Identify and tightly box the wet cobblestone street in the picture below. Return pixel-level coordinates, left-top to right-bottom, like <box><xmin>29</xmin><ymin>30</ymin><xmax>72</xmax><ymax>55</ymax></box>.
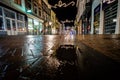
<box><xmin>0</xmin><ymin>35</ymin><xmax>120</xmax><ymax>80</ymax></box>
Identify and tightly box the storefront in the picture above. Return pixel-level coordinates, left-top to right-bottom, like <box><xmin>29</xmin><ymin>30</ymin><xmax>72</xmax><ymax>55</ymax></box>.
<box><xmin>0</xmin><ymin>6</ymin><xmax>26</xmax><ymax>35</ymax></box>
<box><xmin>27</xmin><ymin>14</ymin><xmax>43</xmax><ymax>35</ymax></box>
<box><xmin>94</xmin><ymin>4</ymin><xmax>100</xmax><ymax>34</ymax></box>
<box><xmin>103</xmin><ymin>0</ymin><xmax>118</xmax><ymax>34</ymax></box>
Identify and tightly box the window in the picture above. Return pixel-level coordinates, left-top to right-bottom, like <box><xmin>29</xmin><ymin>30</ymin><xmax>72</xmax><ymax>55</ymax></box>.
<box><xmin>6</xmin><ymin>19</ymin><xmax>11</xmax><ymax>30</ymax></box>
<box><xmin>34</xmin><ymin>4</ymin><xmax>38</xmax><ymax>14</ymax></box>
<box><xmin>28</xmin><ymin>0</ymin><xmax>31</xmax><ymax>2</ymax></box>
<box><xmin>0</xmin><ymin>7</ymin><xmax>2</xmax><ymax>15</ymax></box>
<box><xmin>0</xmin><ymin>17</ymin><xmax>4</xmax><ymax>30</ymax></box>
<box><xmin>27</xmin><ymin>2</ymin><xmax>32</xmax><ymax>10</ymax></box>
<box><xmin>14</xmin><ymin>0</ymin><xmax>22</xmax><ymax>6</ymax></box>
<box><xmin>17</xmin><ymin>13</ymin><xmax>25</xmax><ymax>31</ymax></box>
<box><xmin>39</xmin><ymin>8</ymin><xmax>42</xmax><ymax>17</ymax></box>
<box><xmin>12</xmin><ymin>20</ymin><xmax>16</xmax><ymax>30</ymax></box>
<box><xmin>4</xmin><ymin>9</ymin><xmax>15</xmax><ymax>19</ymax></box>
<box><xmin>17</xmin><ymin>21</ymin><xmax>25</xmax><ymax>31</ymax></box>
<box><xmin>17</xmin><ymin>13</ymin><xmax>24</xmax><ymax>21</ymax></box>
<box><xmin>28</xmin><ymin>18</ymin><xmax>33</xmax><ymax>29</ymax></box>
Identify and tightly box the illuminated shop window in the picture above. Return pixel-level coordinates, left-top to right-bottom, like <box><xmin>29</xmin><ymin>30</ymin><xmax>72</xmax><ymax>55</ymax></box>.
<box><xmin>28</xmin><ymin>18</ymin><xmax>33</xmax><ymax>30</ymax></box>
<box><xmin>34</xmin><ymin>20</ymin><xmax>39</xmax><ymax>30</ymax></box>
<box><xmin>17</xmin><ymin>14</ymin><xmax>25</xmax><ymax>31</ymax></box>
<box><xmin>39</xmin><ymin>22</ymin><xmax>42</xmax><ymax>32</ymax></box>
<box><xmin>17</xmin><ymin>21</ymin><xmax>25</xmax><ymax>31</ymax></box>
<box><xmin>14</xmin><ymin>0</ymin><xmax>22</xmax><ymax>6</ymax></box>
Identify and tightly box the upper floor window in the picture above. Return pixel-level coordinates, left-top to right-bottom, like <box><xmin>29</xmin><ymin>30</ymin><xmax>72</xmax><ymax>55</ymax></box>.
<box><xmin>14</xmin><ymin>0</ymin><xmax>22</xmax><ymax>6</ymax></box>
<box><xmin>39</xmin><ymin>8</ymin><xmax>42</xmax><ymax>17</ymax></box>
<box><xmin>27</xmin><ymin>2</ymin><xmax>31</xmax><ymax>10</ymax></box>
<box><xmin>28</xmin><ymin>0</ymin><xmax>31</xmax><ymax>2</ymax></box>
<box><xmin>34</xmin><ymin>4</ymin><xmax>38</xmax><ymax>14</ymax></box>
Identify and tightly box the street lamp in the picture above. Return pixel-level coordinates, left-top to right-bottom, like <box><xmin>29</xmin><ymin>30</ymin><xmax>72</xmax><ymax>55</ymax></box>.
<box><xmin>49</xmin><ymin>21</ymin><xmax>52</xmax><ymax>26</ymax></box>
<box><xmin>48</xmin><ymin>21</ymin><xmax>52</xmax><ymax>34</ymax></box>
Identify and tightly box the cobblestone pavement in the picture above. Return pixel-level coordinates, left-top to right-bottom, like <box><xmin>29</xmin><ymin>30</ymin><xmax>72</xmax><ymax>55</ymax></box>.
<box><xmin>0</xmin><ymin>35</ymin><xmax>61</xmax><ymax>80</ymax></box>
<box><xmin>76</xmin><ymin>34</ymin><xmax>120</xmax><ymax>62</ymax></box>
<box><xmin>0</xmin><ymin>35</ymin><xmax>120</xmax><ymax>80</ymax></box>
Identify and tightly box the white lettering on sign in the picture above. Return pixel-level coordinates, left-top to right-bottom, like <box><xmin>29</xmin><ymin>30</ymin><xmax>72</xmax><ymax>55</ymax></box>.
<box><xmin>103</xmin><ymin>0</ymin><xmax>116</xmax><ymax>4</ymax></box>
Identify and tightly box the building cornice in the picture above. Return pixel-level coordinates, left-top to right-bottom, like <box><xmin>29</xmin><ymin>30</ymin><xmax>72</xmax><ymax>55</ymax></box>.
<box><xmin>42</xmin><ymin>0</ymin><xmax>51</xmax><ymax>9</ymax></box>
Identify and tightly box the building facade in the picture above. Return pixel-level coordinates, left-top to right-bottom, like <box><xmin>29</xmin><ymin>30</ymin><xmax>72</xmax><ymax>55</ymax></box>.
<box><xmin>91</xmin><ymin>0</ymin><xmax>120</xmax><ymax>34</ymax></box>
<box><xmin>0</xmin><ymin>0</ymin><xmax>27</xmax><ymax>35</ymax></box>
<box><xmin>26</xmin><ymin>0</ymin><xmax>44</xmax><ymax>35</ymax></box>
<box><xmin>76</xmin><ymin>0</ymin><xmax>120</xmax><ymax>34</ymax></box>
<box><xmin>42</xmin><ymin>0</ymin><xmax>51</xmax><ymax>35</ymax></box>
<box><xmin>0</xmin><ymin>0</ymin><xmax>53</xmax><ymax>35</ymax></box>
<box><xmin>75</xmin><ymin>0</ymin><xmax>92</xmax><ymax>34</ymax></box>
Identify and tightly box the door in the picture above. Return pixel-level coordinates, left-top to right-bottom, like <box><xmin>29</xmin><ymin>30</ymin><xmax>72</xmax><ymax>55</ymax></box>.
<box><xmin>5</xmin><ymin>18</ymin><xmax>16</xmax><ymax>35</ymax></box>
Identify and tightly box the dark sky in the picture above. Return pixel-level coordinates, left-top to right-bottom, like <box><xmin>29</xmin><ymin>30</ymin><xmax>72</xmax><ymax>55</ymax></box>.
<box><xmin>48</xmin><ymin>0</ymin><xmax>77</xmax><ymax>26</ymax></box>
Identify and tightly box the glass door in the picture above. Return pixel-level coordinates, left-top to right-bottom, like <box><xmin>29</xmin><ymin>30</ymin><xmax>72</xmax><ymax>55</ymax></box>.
<box><xmin>6</xmin><ymin>18</ymin><xmax>16</xmax><ymax>35</ymax></box>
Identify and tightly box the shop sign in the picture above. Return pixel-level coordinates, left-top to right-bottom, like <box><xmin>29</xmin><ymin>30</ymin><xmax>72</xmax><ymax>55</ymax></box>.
<box><xmin>102</xmin><ymin>0</ymin><xmax>116</xmax><ymax>4</ymax></box>
<box><xmin>102</xmin><ymin>0</ymin><xmax>116</xmax><ymax>10</ymax></box>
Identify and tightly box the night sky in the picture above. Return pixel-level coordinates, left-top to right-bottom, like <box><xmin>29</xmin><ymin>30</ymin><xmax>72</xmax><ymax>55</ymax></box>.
<box><xmin>48</xmin><ymin>0</ymin><xmax>77</xmax><ymax>26</ymax></box>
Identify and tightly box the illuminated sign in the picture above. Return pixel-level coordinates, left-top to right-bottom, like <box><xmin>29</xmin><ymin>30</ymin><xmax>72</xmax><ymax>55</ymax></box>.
<box><xmin>102</xmin><ymin>0</ymin><xmax>116</xmax><ymax>4</ymax></box>
<box><xmin>102</xmin><ymin>0</ymin><xmax>117</xmax><ymax>10</ymax></box>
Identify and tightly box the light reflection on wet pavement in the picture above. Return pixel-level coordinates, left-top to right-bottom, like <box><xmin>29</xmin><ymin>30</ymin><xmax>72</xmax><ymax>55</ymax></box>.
<box><xmin>0</xmin><ymin>35</ymin><xmax>120</xmax><ymax>80</ymax></box>
<box><xmin>0</xmin><ymin>35</ymin><xmax>62</xmax><ymax>80</ymax></box>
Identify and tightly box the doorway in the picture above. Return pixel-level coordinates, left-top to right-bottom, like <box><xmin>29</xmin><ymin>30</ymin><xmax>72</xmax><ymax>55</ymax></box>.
<box><xmin>5</xmin><ymin>18</ymin><xmax>17</xmax><ymax>35</ymax></box>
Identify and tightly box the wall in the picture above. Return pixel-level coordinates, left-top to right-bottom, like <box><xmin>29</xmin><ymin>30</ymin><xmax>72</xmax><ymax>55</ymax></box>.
<box><xmin>116</xmin><ymin>0</ymin><xmax>120</xmax><ymax>34</ymax></box>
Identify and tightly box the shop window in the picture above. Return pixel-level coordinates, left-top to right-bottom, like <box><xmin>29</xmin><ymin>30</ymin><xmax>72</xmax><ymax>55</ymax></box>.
<box><xmin>4</xmin><ymin>9</ymin><xmax>15</xmax><ymax>19</ymax></box>
<box><xmin>6</xmin><ymin>19</ymin><xmax>11</xmax><ymax>30</ymax></box>
<box><xmin>14</xmin><ymin>0</ymin><xmax>22</xmax><ymax>6</ymax></box>
<box><xmin>17</xmin><ymin>14</ymin><xmax>25</xmax><ymax>31</ymax></box>
<box><xmin>0</xmin><ymin>7</ymin><xmax>2</xmax><ymax>15</ymax></box>
<box><xmin>39</xmin><ymin>22</ymin><xmax>42</xmax><ymax>32</ymax></box>
<box><xmin>12</xmin><ymin>20</ymin><xmax>16</xmax><ymax>30</ymax></box>
<box><xmin>28</xmin><ymin>18</ymin><xmax>33</xmax><ymax>29</ymax></box>
<box><xmin>17</xmin><ymin>13</ymin><xmax>24</xmax><ymax>21</ymax></box>
<box><xmin>17</xmin><ymin>21</ymin><xmax>25</xmax><ymax>31</ymax></box>
<box><xmin>0</xmin><ymin>17</ymin><xmax>4</xmax><ymax>30</ymax></box>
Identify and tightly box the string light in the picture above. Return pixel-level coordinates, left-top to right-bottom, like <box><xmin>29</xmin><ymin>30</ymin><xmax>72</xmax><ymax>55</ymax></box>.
<box><xmin>51</xmin><ymin>0</ymin><xmax>75</xmax><ymax>8</ymax></box>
